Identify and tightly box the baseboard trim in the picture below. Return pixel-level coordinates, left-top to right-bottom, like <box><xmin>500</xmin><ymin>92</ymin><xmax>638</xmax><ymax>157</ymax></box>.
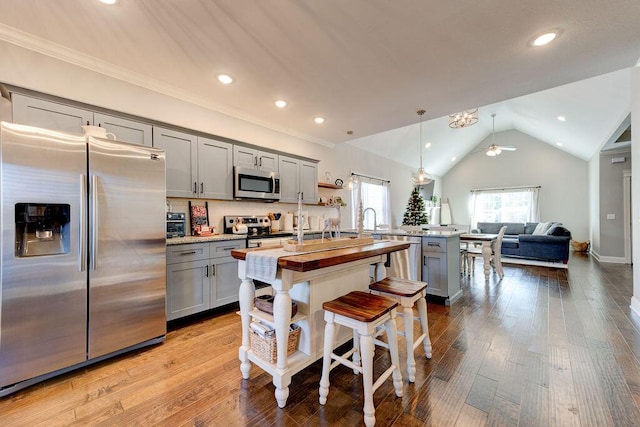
<box><xmin>593</xmin><ymin>253</ymin><xmax>628</xmax><ymax>264</ymax></box>
<box><xmin>631</xmin><ymin>297</ymin><xmax>640</xmax><ymax>318</ymax></box>
<box><xmin>500</xmin><ymin>257</ymin><xmax>568</xmax><ymax>269</ymax></box>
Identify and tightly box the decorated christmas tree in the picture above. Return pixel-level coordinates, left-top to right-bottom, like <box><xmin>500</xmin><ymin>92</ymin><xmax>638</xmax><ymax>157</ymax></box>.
<box><xmin>402</xmin><ymin>187</ymin><xmax>428</xmax><ymax>225</ymax></box>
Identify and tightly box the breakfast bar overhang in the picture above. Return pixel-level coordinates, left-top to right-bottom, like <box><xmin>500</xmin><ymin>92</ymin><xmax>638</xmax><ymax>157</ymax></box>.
<box><xmin>231</xmin><ymin>240</ymin><xmax>411</xmax><ymax>408</ymax></box>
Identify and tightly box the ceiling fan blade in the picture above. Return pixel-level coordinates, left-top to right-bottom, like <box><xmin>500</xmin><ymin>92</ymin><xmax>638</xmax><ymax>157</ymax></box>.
<box><xmin>499</xmin><ymin>146</ymin><xmax>517</xmax><ymax>151</ymax></box>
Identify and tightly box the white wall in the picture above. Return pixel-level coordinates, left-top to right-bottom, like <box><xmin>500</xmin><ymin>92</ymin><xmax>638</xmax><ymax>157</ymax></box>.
<box><xmin>630</xmin><ymin>65</ymin><xmax>640</xmax><ymax>317</ymax></box>
<box><xmin>588</xmin><ymin>153</ymin><xmax>601</xmax><ymax>255</ymax></box>
<box><xmin>0</xmin><ymin>40</ymin><xmax>417</xmax><ymax>229</ymax></box>
<box><xmin>442</xmin><ymin>129</ymin><xmax>589</xmax><ymax>240</ymax></box>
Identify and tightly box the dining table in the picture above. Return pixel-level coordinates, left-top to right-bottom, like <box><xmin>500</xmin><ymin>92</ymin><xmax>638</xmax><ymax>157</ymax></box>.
<box><xmin>231</xmin><ymin>239</ymin><xmax>411</xmax><ymax>408</ymax></box>
<box><xmin>459</xmin><ymin>233</ymin><xmax>503</xmax><ymax>282</ymax></box>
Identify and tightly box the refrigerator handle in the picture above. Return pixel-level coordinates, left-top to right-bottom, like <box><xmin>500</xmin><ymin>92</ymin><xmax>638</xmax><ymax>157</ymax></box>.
<box><xmin>79</xmin><ymin>174</ymin><xmax>87</xmax><ymax>272</ymax></box>
<box><xmin>91</xmin><ymin>175</ymin><xmax>99</xmax><ymax>270</ymax></box>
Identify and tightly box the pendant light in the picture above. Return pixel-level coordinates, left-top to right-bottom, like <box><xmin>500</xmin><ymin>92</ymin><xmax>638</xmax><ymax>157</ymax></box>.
<box><xmin>417</xmin><ymin>109</ymin><xmax>426</xmax><ymax>182</ymax></box>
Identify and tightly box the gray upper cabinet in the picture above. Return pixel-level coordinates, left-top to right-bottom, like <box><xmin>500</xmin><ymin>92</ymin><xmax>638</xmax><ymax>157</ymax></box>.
<box><xmin>300</xmin><ymin>160</ymin><xmax>318</xmax><ymax>204</ymax></box>
<box><xmin>12</xmin><ymin>93</ymin><xmax>93</xmax><ymax>133</ymax></box>
<box><xmin>278</xmin><ymin>155</ymin><xmax>318</xmax><ymax>204</ymax></box>
<box><xmin>94</xmin><ymin>112</ymin><xmax>152</xmax><ymax>146</ymax></box>
<box><xmin>13</xmin><ymin>94</ymin><xmax>152</xmax><ymax>146</ymax></box>
<box><xmin>278</xmin><ymin>155</ymin><xmax>300</xmax><ymax>203</ymax></box>
<box><xmin>153</xmin><ymin>127</ymin><xmax>198</xmax><ymax>198</ymax></box>
<box><xmin>233</xmin><ymin>145</ymin><xmax>279</xmax><ymax>173</ymax></box>
<box><xmin>154</xmin><ymin>127</ymin><xmax>233</xmax><ymax>199</ymax></box>
<box><xmin>198</xmin><ymin>137</ymin><xmax>233</xmax><ymax>200</ymax></box>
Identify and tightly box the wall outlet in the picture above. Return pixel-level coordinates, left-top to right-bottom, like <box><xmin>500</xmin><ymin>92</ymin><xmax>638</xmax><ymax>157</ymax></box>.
<box><xmin>607</xmin><ymin>213</ymin><xmax>616</xmax><ymax>220</ymax></box>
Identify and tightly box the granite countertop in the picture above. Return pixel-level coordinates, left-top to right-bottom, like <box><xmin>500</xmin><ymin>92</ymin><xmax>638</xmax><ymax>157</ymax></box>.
<box><xmin>166</xmin><ymin>228</ymin><xmax>463</xmax><ymax>246</ymax></box>
<box><xmin>166</xmin><ymin>233</ymin><xmax>246</xmax><ymax>245</ymax></box>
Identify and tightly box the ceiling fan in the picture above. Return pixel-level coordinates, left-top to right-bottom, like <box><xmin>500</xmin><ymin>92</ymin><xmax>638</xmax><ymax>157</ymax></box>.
<box><xmin>485</xmin><ymin>113</ymin><xmax>517</xmax><ymax>156</ymax></box>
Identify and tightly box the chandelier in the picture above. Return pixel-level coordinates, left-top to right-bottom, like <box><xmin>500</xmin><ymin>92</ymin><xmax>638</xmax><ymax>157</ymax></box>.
<box><xmin>448</xmin><ymin>108</ymin><xmax>479</xmax><ymax>128</ymax></box>
<box><xmin>416</xmin><ymin>109</ymin><xmax>427</xmax><ymax>183</ymax></box>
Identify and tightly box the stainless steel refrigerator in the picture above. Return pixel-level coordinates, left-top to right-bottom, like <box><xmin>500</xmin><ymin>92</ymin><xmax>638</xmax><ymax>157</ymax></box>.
<box><xmin>0</xmin><ymin>122</ymin><xmax>167</xmax><ymax>395</ymax></box>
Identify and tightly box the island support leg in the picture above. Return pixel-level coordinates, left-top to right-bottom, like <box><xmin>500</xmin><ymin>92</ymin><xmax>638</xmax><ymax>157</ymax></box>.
<box><xmin>238</xmin><ymin>277</ymin><xmax>255</xmax><ymax>379</ymax></box>
<box><xmin>273</xmin><ymin>289</ymin><xmax>293</xmax><ymax>408</ymax></box>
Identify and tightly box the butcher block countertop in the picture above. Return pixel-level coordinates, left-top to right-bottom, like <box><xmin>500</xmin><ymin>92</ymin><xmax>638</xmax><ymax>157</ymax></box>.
<box><xmin>231</xmin><ymin>240</ymin><xmax>410</xmax><ymax>272</ymax></box>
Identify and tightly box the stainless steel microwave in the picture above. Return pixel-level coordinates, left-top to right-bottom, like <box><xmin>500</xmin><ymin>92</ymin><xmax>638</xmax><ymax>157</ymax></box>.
<box><xmin>234</xmin><ymin>167</ymin><xmax>281</xmax><ymax>201</ymax></box>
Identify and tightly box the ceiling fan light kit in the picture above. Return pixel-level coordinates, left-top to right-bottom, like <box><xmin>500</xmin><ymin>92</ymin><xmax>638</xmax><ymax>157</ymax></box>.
<box><xmin>448</xmin><ymin>108</ymin><xmax>479</xmax><ymax>128</ymax></box>
<box><xmin>485</xmin><ymin>113</ymin><xmax>517</xmax><ymax>157</ymax></box>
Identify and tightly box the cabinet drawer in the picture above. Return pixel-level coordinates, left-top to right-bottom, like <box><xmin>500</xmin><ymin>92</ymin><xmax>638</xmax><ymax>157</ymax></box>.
<box><xmin>423</xmin><ymin>237</ymin><xmax>446</xmax><ymax>253</ymax></box>
<box><xmin>210</xmin><ymin>240</ymin><xmax>245</xmax><ymax>258</ymax></box>
<box><xmin>167</xmin><ymin>243</ymin><xmax>209</xmax><ymax>264</ymax></box>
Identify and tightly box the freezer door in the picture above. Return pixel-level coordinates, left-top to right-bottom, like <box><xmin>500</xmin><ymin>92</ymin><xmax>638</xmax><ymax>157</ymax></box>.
<box><xmin>88</xmin><ymin>137</ymin><xmax>166</xmax><ymax>358</ymax></box>
<box><xmin>0</xmin><ymin>123</ymin><xmax>88</xmax><ymax>388</ymax></box>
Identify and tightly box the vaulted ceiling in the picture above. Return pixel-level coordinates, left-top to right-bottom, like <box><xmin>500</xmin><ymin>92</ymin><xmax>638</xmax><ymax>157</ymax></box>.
<box><xmin>0</xmin><ymin>1</ymin><xmax>638</xmax><ymax>175</ymax></box>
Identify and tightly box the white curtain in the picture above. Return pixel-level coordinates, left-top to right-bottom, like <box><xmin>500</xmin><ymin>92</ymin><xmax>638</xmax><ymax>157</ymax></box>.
<box><xmin>470</xmin><ymin>186</ymin><xmax>541</xmax><ymax>228</ymax></box>
<box><xmin>350</xmin><ymin>174</ymin><xmax>391</xmax><ymax>229</ymax></box>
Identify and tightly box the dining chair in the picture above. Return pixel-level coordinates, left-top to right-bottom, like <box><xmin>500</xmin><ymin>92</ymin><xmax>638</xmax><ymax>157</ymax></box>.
<box><xmin>467</xmin><ymin>225</ymin><xmax>507</xmax><ymax>276</ymax></box>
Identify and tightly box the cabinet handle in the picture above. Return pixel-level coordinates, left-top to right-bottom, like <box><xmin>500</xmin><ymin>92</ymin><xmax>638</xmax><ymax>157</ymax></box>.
<box><xmin>211</xmin><ymin>265</ymin><xmax>216</xmax><ymax>276</ymax></box>
<box><xmin>205</xmin><ymin>265</ymin><xmax>209</xmax><ymax>277</ymax></box>
<box><xmin>423</xmin><ymin>255</ymin><xmax>426</xmax><ymax>266</ymax></box>
<box><xmin>254</xmin><ymin>156</ymin><xmax>258</xmax><ymax>167</ymax></box>
<box><xmin>259</xmin><ymin>157</ymin><xmax>262</xmax><ymax>167</ymax></box>
<box><xmin>200</xmin><ymin>182</ymin><xmax>204</xmax><ymax>193</ymax></box>
<box><xmin>193</xmin><ymin>182</ymin><xmax>197</xmax><ymax>194</ymax></box>
<box><xmin>222</xmin><ymin>247</ymin><xmax>235</xmax><ymax>251</ymax></box>
<box><xmin>180</xmin><ymin>250</ymin><xmax>197</xmax><ymax>256</ymax></box>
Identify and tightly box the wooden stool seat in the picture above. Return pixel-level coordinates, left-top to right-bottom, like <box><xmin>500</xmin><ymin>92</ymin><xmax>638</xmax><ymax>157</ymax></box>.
<box><xmin>322</xmin><ymin>290</ymin><xmax>398</xmax><ymax>322</ymax></box>
<box><xmin>369</xmin><ymin>276</ymin><xmax>433</xmax><ymax>383</ymax></box>
<box><xmin>319</xmin><ymin>291</ymin><xmax>403</xmax><ymax>427</ymax></box>
<box><xmin>369</xmin><ymin>277</ymin><xmax>427</xmax><ymax>297</ymax></box>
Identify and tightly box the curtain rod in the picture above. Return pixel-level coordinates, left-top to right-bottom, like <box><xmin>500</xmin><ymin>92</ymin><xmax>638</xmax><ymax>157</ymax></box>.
<box><xmin>350</xmin><ymin>172</ymin><xmax>390</xmax><ymax>184</ymax></box>
<box><xmin>470</xmin><ymin>185</ymin><xmax>541</xmax><ymax>193</ymax></box>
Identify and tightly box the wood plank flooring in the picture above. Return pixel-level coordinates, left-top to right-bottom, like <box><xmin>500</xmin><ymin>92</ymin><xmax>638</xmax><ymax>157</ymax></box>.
<box><xmin>1</xmin><ymin>253</ymin><xmax>639</xmax><ymax>426</ymax></box>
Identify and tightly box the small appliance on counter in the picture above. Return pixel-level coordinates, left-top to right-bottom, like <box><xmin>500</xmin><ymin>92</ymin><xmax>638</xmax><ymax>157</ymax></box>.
<box><xmin>166</xmin><ymin>212</ymin><xmax>186</xmax><ymax>238</ymax></box>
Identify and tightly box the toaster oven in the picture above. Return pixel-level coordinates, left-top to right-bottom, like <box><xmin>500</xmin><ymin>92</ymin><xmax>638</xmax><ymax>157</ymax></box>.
<box><xmin>166</xmin><ymin>212</ymin><xmax>186</xmax><ymax>238</ymax></box>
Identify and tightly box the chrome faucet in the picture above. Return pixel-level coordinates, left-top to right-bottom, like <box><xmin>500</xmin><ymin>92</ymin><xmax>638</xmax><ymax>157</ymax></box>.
<box><xmin>362</xmin><ymin>207</ymin><xmax>377</xmax><ymax>230</ymax></box>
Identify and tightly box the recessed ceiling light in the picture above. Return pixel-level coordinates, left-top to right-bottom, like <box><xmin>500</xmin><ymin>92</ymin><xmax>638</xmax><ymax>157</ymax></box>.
<box><xmin>274</xmin><ymin>100</ymin><xmax>287</xmax><ymax>108</ymax></box>
<box><xmin>557</xmin><ymin>142</ymin><xmax>563</xmax><ymax>147</ymax></box>
<box><xmin>314</xmin><ymin>117</ymin><xmax>325</xmax><ymax>124</ymax></box>
<box><xmin>531</xmin><ymin>31</ymin><xmax>557</xmax><ymax>47</ymax></box>
<box><xmin>99</xmin><ymin>0</ymin><xmax>118</xmax><ymax>4</ymax></box>
<box><xmin>451</xmin><ymin>157</ymin><xmax>456</xmax><ymax>162</ymax></box>
<box><xmin>217</xmin><ymin>74</ymin><xmax>233</xmax><ymax>85</ymax></box>
<box><xmin>557</xmin><ymin>115</ymin><xmax>566</xmax><ymax>122</ymax></box>
<box><xmin>425</xmin><ymin>142</ymin><xmax>431</xmax><ymax>149</ymax></box>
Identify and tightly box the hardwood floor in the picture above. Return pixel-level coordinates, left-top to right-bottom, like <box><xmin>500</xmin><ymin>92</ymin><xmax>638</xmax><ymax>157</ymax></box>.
<box><xmin>2</xmin><ymin>253</ymin><xmax>639</xmax><ymax>426</ymax></box>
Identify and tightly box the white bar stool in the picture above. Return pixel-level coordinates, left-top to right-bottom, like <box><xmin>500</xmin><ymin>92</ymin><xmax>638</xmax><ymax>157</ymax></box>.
<box><xmin>369</xmin><ymin>277</ymin><xmax>432</xmax><ymax>382</ymax></box>
<box><xmin>318</xmin><ymin>291</ymin><xmax>403</xmax><ymax>427</ymax></box>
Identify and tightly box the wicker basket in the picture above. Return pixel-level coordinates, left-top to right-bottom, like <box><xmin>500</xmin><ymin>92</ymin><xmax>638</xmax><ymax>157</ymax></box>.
<box><xmin>250</xmin><ymin>324</ymin><xmax>301</xmax><ymax>364</ymax></box>
<box><xmin>571</xmin><ymin>240</ymin><xmax>590</xmax><ymax>252</ymax></box>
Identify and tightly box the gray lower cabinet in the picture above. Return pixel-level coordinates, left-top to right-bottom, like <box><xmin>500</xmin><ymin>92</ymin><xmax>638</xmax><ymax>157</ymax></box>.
<box><xmin>166</xmin><ymin>243</ymin><xmax>211</xmax><ymax>320</ymax></box>
<box><xmin>209</xmin><ymin>240</ymin><xmax>244</xmax><ymax>308</ymax></box>
<box><xmin>166</xmin><ymin>240</ymin><xmax>244</xmax><ymax>321</ymax></box>
<box><xmin>422</xmin><ymin>235</ymin><xmax>462</xmax><ymax>305</ymax></box>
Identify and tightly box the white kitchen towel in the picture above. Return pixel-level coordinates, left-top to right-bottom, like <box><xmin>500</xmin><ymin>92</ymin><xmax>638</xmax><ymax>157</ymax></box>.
<box><xmin>245</xmin><ymin>248</ymin><xmax>291</xmax><ymax>282</ymax></box>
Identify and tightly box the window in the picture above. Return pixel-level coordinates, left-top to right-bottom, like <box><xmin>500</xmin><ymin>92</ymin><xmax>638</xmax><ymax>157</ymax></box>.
<box><xmin>470</xmin><ymin>187</ymin><xmax>540</xmax><ymax>227</ymax></box>
<box><xmin>350</xmin><ymin>175</ymin><xmax>391</xmax><ymax>230</ymax></box>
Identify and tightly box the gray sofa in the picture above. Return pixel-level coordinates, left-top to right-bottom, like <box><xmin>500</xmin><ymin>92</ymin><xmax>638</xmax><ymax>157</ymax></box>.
<box><xmin>472</xmin><ymin>222</ymin><xmax>571</xmax><ymax>263</ymax></box>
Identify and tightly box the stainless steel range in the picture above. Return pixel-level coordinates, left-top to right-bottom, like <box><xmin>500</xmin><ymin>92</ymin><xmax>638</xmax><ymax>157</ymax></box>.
<box><xmin>223</xmin><ymin>215</ymin><xmax>293</xmax><ymax>248</ymax></box>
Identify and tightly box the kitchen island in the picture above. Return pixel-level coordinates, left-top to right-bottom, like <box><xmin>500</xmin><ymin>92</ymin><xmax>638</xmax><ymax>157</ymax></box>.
<box><xmin>231</xmin><ymin>240</ymin><xmax>410</xmax><ymax>408</ymax></box>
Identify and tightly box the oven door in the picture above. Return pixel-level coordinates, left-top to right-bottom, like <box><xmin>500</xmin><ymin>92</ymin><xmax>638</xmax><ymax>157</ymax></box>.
<box><xmin>234</xmin><ymin>167</ymin><xmax>280</xmax><ymax>201</ymax></box>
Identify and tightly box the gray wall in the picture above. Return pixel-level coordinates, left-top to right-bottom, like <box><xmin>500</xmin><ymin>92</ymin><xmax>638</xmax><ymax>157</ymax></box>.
<box><xmin>598</xmin><ymin>149</ymin><xmax>631</xmax><ymax>258</ymax></box>
<box><xmin>442</xmin><ymin>129</ymin><xmax>589</xmax><ymax>240</ymax></box>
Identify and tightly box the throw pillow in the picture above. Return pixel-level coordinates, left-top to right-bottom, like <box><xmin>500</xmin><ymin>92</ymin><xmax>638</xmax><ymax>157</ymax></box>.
<box><xmin>532</xmin><ymin>221</ymin><xmax>552</xmax><ymax>235</ymax></box>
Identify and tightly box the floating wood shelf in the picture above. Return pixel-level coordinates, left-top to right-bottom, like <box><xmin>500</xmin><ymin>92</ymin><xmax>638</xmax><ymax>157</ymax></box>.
<box><xmin>318</xmin><ymin>182</ymin><xmax>343</xmax><ymax>189</ymax></box>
